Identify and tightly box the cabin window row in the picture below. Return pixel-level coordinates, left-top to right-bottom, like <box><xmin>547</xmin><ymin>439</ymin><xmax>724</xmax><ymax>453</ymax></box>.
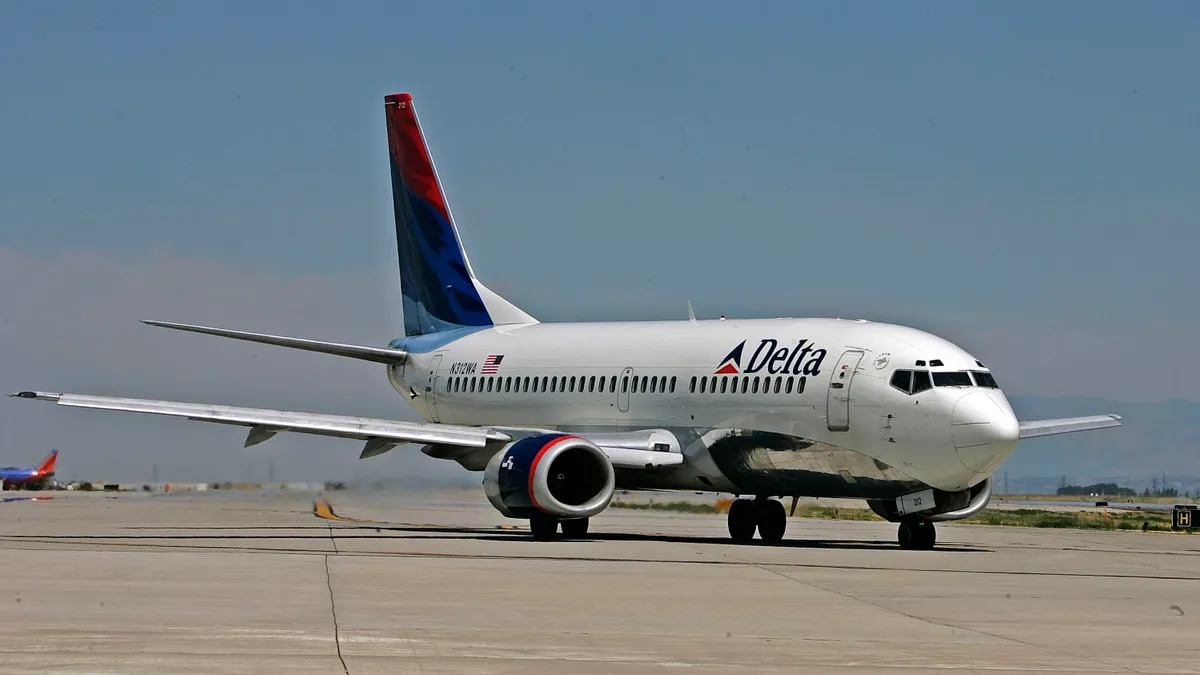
<box><xmin>687</xmin><ymin>374</ymin><xmax>807</xmax><ymax>395</ymax></box>
<box><xmin>446</xmin><ymin>374</ymin><xmax>678</xmax><ymax>395</ymax></box>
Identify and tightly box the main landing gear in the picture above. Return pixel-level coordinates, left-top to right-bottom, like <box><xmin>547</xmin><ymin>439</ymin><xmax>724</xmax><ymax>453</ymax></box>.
<box><xmin>529</xmin><ymin>514</ymin><xmax>589</xmax><ymax>540</ymax></box>
<box><xmin>727</xmin><ymin>497</ymin><xmax>787</xmax><ymax>543</ymax></box>
<box><xmin>897</xmin><ymin>518</ymin><xmax>936</xmax><ymax>550</ymax></box>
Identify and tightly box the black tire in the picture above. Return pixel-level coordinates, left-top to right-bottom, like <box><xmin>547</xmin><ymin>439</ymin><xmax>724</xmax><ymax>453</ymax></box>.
<box><xmin>530</xmin><ymin>513</ymin><xmax>559</xmax><ymax>539</ymax></box>
<box><xmin>898</xmin><ymin>520</ymin><xmax>935</xmax><ymax>550</ymax></box>
<box><xmin>727</xmin><ymin>499</ymin><xmax>757</xmax><ymax>542</ymax></box>
<box><xmin>560</xmin><ymin>518</ymin><xmax>589</xmax><ymax>538</ymax></box>
<box><xmin>756</xmin><ymin>499</ymin><xmax>787</xmax><ymax>543</ymax></box>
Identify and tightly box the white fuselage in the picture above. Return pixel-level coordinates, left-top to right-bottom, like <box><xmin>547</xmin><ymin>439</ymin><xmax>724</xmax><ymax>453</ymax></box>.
<box><xmin>388</xmin><ymin>317</ymin><xmax>1020</xmax><ymax>499</ymax></box>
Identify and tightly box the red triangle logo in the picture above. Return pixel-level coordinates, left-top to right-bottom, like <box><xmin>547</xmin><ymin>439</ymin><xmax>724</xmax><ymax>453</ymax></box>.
<box><xmin>714</xmin><ymin>363</ymin><xmax>739</xmax><ymax>375</ymax></box>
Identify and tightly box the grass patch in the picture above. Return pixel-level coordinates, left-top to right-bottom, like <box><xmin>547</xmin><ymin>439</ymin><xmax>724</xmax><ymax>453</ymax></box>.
<box><xmin>962</xmin><ymin>508</ymin><xmax>1178</xmax><ymax>532</ymax></box>
<box><xmin>610</xmin><ymin>500</ymin><xmax>1190</xmax><ymax>533</ymax></box>
<box><xmin>610</xmin><ymin>500</ymin><xmax>721</xmax><ymax>514</ymax></box>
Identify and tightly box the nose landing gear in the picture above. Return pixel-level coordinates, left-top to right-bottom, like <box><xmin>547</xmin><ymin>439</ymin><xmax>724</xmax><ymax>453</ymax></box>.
<box><xmin>727</xmin><ymin>497</ymin><xmax>787</xmax><ymax>543</ymax></box>
<box><xmin>897</xmin><ymin>518</ymin><xmax>936</xmax><ymax>550</ymax></box>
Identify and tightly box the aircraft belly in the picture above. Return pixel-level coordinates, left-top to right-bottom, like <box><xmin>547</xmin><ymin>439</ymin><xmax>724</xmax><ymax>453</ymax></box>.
<box><xmin>700</xmin><ymin>429</ymin><xmax>925</xmax><ymax>499</ymax></box>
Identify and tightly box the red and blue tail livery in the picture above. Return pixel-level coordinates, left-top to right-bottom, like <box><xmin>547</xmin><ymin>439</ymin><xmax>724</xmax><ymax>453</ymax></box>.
<box><xmin>385</xmin><ymin>93</ymin><xmax>493</xmax><ymax>337</ymax></box>
<box><xmin>0</xmin><ymin>449</ymin><xmax>58</xmax><ymax>491</ymax></box>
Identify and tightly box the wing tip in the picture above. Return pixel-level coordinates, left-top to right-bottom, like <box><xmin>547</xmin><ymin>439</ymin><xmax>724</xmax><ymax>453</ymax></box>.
<box><xmin>9</xmin><ymin>391</ymin><xmax>61</xmax><ymax>401</ymax></box>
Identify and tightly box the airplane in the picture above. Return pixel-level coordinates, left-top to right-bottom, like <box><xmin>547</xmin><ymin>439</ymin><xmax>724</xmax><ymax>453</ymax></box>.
<box><xmin>10</xmin><ymin>92</ymin><xmax>1122</xmax><ymax>549</ymax></box>
<box><xmin>1</xmin><ymin>449</ymin><xmax>59</xmax><ymax>491</ymax></box>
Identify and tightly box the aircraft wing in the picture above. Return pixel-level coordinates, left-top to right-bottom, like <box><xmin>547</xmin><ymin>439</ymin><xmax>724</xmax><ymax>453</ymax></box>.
<box><xmin>8</xmin><ymin>391</ymin><xmax>684</xmax><ymax>470</ymax></box>
<box><xmin>10</xmin><ymin>391</ymin><xmax>507</xmax><ymax>452</ymax></box>
<box><xmin>1018</xmin><ymin>414</ymin><xmax>1123</xmax><ymax>439</ymax></box>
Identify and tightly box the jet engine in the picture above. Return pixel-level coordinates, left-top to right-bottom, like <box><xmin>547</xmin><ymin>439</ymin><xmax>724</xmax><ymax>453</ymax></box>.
<box><xmin>483</xmin><ymin>433</ymin><xmax>616</xmax><ymax>520</ymax></box>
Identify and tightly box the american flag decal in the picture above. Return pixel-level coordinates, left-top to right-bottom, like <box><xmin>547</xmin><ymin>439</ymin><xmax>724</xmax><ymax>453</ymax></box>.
<box><xmin>481</xmin><ymin>354</ymin><xmax>504</xmax><ymax>374</ymax></box>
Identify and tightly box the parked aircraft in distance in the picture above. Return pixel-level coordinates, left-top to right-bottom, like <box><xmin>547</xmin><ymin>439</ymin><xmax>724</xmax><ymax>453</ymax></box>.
<box><xmin>1</xmin><ymin>449</ymin><xmax>58</xmax><ymax>490</ymax></box>
<box><xmin>11</xmin><ymin>93</ymin><xmax>1122</xmax><ymax>549</ymax></box>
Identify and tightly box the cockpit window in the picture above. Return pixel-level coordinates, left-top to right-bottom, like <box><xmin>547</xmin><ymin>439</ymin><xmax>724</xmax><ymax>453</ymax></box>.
<box><xmin>911</xmin><ymin>370</ymin><xmax>932</xmax><ymax>393</ymax></box>
<box><xmin>932</xmin><ymin>371</ymin><xmax>973</xmax><ymax>387</ymax></box>
<box><xmin>972</xmin><ymin>371</ymin><xmax>999</xmax><ymax>388</ymax></box>
<box><xmin>890</xmin><ymin>370</ymin><xmax>912</xmax><ymax>394</ymax></box>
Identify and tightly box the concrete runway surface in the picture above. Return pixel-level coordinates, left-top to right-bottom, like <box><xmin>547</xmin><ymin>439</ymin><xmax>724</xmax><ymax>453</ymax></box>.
<box><xmin>0</xmin><ymin>488</ymin><xmax>1197</xmax><ymax>674</ymax></box>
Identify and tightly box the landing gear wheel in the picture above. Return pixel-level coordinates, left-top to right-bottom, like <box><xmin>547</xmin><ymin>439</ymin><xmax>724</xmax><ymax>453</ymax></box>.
<box><xmin>897</xmin><ymin>519</ymin><xmax>936</xmax><ymax>550</ymax></box>
<box><xmin>530</xmin><ymin>513</ymin><xmax>559</xmax><ymax>539</ymax></box>
<box><xmin>560</xmin><ymin>518</ymin><xmax>589</xmax><ymax>538</ymax></box>
<box><xmin>727</xmin><ymin>498</ymin><xmax>757</xmax><ymax>542</ymax></box>
<box><xmin>756</xmin><ymin>499</ymin><xmax>787</xmax><ymax>543</ymax></box>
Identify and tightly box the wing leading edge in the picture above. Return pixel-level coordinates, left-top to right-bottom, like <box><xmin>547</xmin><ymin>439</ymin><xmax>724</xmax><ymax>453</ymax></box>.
<box><xmin>1018</xmin><ymin>414</ymin><xmax>1123</xmax><ymax>439</ymax></box>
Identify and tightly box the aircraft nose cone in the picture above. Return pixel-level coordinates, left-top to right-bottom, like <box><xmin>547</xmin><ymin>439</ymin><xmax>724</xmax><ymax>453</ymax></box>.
<box><xmin>952</xmin><ymin>391</ymin><xmax>1020</xmax><ymax>474</ymax></box>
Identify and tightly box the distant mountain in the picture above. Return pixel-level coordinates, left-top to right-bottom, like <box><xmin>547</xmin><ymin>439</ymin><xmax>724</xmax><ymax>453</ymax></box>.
<box><xmin>1004</xmin><ymin>396</ymin><xmax>1200</xmax><ymax>486</ymax></box>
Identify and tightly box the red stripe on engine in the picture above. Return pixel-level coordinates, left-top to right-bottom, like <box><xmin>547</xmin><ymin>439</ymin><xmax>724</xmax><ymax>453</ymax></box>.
<box><xmin>527</xmin><ymin>435</ymin><xmax>578</xmax><ymax>512</ymax></box>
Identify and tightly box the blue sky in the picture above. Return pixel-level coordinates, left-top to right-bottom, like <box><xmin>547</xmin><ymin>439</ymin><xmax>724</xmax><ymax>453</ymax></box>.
<box><xmin>1</xmin><ymin>2</ymin><xmax>1197</xmax><ymax>480</ymax></box>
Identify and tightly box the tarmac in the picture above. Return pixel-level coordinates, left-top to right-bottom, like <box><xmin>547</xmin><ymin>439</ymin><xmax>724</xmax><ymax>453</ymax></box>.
<box><xmin>0</xmin><ymin>487</ymin><xmax>1197</xmax><ymax>674</ymax></box>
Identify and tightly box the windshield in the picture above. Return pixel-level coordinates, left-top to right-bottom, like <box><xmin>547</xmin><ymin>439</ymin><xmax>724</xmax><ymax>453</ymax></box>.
<box><xmin>932</xmin><ymin>371</ymin><xmax>973</xmax><ymax>387</ymax></box>
<box><xmin>972</xmin><ymin>371</ymin><xmax>999</xmax><ymax>388</ymax></box>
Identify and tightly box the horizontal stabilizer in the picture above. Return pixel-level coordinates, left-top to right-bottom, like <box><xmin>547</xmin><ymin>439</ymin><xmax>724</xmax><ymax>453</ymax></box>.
<box><xmin>143</xmin><ymin>320</ymin><xmax>408</xmax><ymax>365</ymax></box>
<box><xmin>1018</xmin><ymin>414</ymin><xmax>1122</xmax><ymax>439</ymax></box>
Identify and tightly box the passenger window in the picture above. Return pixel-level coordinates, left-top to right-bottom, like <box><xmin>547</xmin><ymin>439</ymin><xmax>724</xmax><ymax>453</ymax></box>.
<box><xmin>610</xmin><ymin>376</ymin><xmax>618</xmax><ymax>393</ymax></box>
<box><xmin>911</xmin><ymin>370</ymin><xmax>932</xmax><ymax>393</ymax></box>
<box><xmin>774</xmin><ymin>378</ymin><xmax>781</xmax><ymax>394</ymax></box>
<box><xmin>797</xmin><ymin>376</ymin><xmax>806</xmax><ymax>393</ymax></box>
<box><xmin>470</xmin><ymin>377</ymin><xmax>477</xmax><ymax>392</ymax></box>
<box><xmin>622</xmin><ymin>376</ymin><xmax>629</xmax><ymax>393</ymax></box>
<box><xmin>890</xmin><ymin>370</ymin><xmax>912</xmax><ymax>394</ymax></box>
<box><xmin>550</xmin><ymin>377</ymin><xmax>557</xmax><ymax>393</ymax></box>
<box><xmin>720</xmin><ymin>377</ymin><xmax>728</xmax><ymax>393</ymax></box>
<box><xmin>689</xmin><ymin>376</ymin><xmax>696</xmax><ymax>393</ymax></box>
<box><xmin>669</xmin><ymin>376</ymin><xmax>676</xmax><ymax>393</ymax></box>
<box><xmin>523</xmin><ymin>377</ymin><xmax>530</xmax><ymax>392</ymax></box>
<box><xmin>542</xmin><ymin>376</ymin><xmax>549</xmax><ymax>392</ymax></box>
<box><xmin>785</xmin><ymin>377</ymin><xmax>793</xmax><ymax>394</ymax></box>
<box><xmin>752</xmin><ymin>377</ymin><xmax>759</xmax><ymax>394</ymax></box>
<box><xmin>741</xmin><ymin>377</ymin><xmax>748</xmax><ymax>394</ymax></box>
<box><xmin>700</xmin><ymin>376</ymin><xmax>708</xmax><ymax>393</ymax></box>
<box><xmin>650</xmin><ymin>377</ymin><xmax>657</xmax><ymax>393</ymax></box>
<box><xmin>486</xmin><ymin>378</ymin><xmax>492</xmax><ymax>392</ymax></box>
<box><xmin>588</xmin><ymin>376</ymin><xmax>596</xmax><ymax>392</ymax></box>
<box><xmin>641</xmin><ymin>376</ymin><xmax>648</xmax><ymax>393</ymax></box>
<box><xmin>762</xmin><ymin>376</ymin><xmax>770</xmax><ymax>394</ymax></box>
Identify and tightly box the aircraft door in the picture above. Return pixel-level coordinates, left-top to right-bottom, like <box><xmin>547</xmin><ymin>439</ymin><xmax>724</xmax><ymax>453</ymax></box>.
<box><xmin>826</xmin><ymin>350</ymin><xmax>864</xmax><ymax>431</ymax></box>
<box><xmin>617</xmin><ymin>367</ymin><xmax>634</xmax><ymax>412</ymax></box>
<box><xmin>425</xmin><ymin>354</ymin><xmax>443</xmax><ymax>423</ymax></box>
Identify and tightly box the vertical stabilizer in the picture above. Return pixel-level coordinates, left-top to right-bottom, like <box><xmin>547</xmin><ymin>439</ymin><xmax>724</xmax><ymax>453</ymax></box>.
<box><xmin>384</xmin><ymin>93</ymin><xmax>535</xmax><ymax>337</ymax></box>
<box><xmin>36</xmin><ymin>449</ymin><xmax>57</xmax><ymax>475</ymax></box>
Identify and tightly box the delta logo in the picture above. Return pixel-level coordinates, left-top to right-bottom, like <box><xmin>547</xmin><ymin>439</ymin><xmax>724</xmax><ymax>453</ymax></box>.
<box><xmin>714</xmin><ymin>339</ymin><xmax>828</xmax><ymax>376</ymax></box>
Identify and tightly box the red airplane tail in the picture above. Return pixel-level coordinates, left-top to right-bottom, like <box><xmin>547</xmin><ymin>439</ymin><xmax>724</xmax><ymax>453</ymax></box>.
<box><xmin>36</xmin><ymin>449</ymin><xmax>58</xmax><ymax>475</ymax></box>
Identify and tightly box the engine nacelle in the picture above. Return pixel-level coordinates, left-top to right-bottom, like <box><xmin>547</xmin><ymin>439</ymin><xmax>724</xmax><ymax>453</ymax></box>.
<box><xmin>483</xmin><ymin>433</ymin><xmax>616</xmax><ymax>520</ymax></box>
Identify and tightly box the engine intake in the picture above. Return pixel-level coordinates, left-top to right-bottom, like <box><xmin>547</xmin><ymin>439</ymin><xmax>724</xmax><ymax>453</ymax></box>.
<box><xmin>484</xmin><ymin>433</ymin><xmax>615</xmax><ymax>520</ymax></box>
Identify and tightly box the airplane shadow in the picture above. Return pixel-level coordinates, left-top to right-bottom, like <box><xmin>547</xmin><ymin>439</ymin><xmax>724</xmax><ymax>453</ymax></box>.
<box><xmin>325</xmin><ymin>523</ymin><xmax>993</xmax><ymax>553</ymax></box>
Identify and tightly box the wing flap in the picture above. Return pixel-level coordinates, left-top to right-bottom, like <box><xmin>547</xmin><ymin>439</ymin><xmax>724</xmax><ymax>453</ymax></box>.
<box><xmin>1018</xmin><ymin>414</ymin><xmax>1122</xmax><ymax>439</ymax></box>
<box><xmin>11</xmin><ymin>391</ymin><xmax>507</xmax><ymax>447</ymax></box>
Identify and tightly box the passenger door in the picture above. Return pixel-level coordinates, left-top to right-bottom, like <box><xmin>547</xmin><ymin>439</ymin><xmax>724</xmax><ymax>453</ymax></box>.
<box><xmin>826</xmin><ymin>350</ymin><xmax>864</xmax><ymax>431</ymax></box>
<box><xmin>617</xmin><ymin>367</ymin><xmax>634</xmax><ymax>412</ymax></box>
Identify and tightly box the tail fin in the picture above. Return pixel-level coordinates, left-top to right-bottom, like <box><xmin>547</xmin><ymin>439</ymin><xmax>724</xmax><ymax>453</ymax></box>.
<box><xmin>384</xmin><ymin>93</ymin><xmax>535</xmax><ymax>337</ymax></box>
<box><xmin>36</xmin><ymin>449</ymin><xmax>57</xmax><ymax>475</ymax></box>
